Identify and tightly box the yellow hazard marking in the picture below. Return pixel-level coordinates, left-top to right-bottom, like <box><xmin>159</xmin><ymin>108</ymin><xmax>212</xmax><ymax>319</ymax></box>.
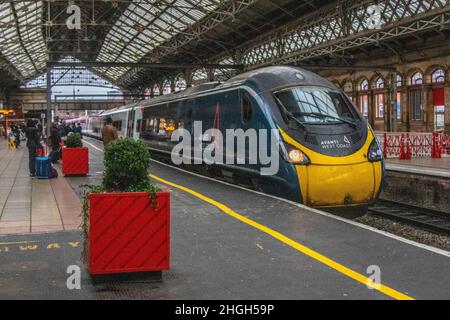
<box><xmin>0</xmin><ymin>242</ymin><xmax>80</xmax><ymax>253</ymax></box>
<box><xmin>68</xmin><ymin>242</ymin><xmax>80</xmax><ymax>248</ymax></box>
<box><xmin>47</xmin><ymin>243</ymin><xmax>61</xmax><ymax>249</ymax></box>
<box><xmin>19</xmin><ymin>245</ymin><xmax>38</xmax><ymax>251</ymax></box>
<box><xmin>150</xmin><ymin>173</ymin><xmax>415</xmax><ymax>301</ymax></box>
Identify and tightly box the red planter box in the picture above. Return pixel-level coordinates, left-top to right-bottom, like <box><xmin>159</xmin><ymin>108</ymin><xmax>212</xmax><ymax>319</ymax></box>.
<box><xmin>89</xmin><ymin>192</ymin><xmax>170</xmax><ymax>275</ymax></box>
<box><xmin>62</xmin><ymin>147</ymin><xmax>89</xmax><ymax>176</ymax></box>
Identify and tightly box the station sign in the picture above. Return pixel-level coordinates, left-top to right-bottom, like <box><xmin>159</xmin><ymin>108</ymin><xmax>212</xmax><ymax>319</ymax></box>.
<box><xmin>0</xmin><ymin>109</ymin><xmax>15</xmax><ymax>116</ymax></box>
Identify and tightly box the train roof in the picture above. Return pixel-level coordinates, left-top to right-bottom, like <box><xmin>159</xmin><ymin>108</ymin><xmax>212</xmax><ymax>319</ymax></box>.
<box><xmin>225</xmin><ymin>66</ymin><xmax>337</xmax><ymax>92</ymax></box>
<box><xmin>102</xmin><ymin>66</ymin><xmax>338</xmax><ymax>114</ymax></box>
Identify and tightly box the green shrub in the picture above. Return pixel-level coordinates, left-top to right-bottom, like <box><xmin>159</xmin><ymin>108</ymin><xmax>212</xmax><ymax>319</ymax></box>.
<box><xmin>103</xmin><ymin>138</ymin><xmax>157</xmax><ymax>193</ymax></box>
<box><xmin>66</xmin><ymin>133</ymin><xmax>83</xmax><ymax>148</ymax></box>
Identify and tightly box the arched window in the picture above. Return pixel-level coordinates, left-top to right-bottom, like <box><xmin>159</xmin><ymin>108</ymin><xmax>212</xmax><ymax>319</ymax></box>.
<box><xmin>432</xmin><ymin>69</ymin><xmax>445</xmax><ymax>84</ymax></box>
<box><xmin>375</xmin><ymin>78</ymin><xmax>385</xmax><ymax>89</ymax></box>
<box><xmin>396</xmin><ymin>74</ymin><xmax>403</xmax><ymax>87</ymax></box>
<box><xmin>409</xmin><ymin>73</ymin><xmax>423</xmax><ymax>120</ymax></box>
<box><xmin>374</xmin><ymin>78</ymin><xmax>385</xmax><ymax>118</ymax></box>
<box><xmin>411</xmin><ymin>72</ymin><xmax>423</xmax><ymax>85</ymax></box>
<box><xmin>358</xmin><ymin>80</ymin><xmax>369</xmax><ymax>117</ymax></box>
<box><xmin>153</xmin><ymin>85</ymin><xmax>160</xmax><ymax>96</ymax></box>
<box><xmin>360</xmin><ymin>79</ymin><xmax>369</xmax><ymax>91</ymax></box>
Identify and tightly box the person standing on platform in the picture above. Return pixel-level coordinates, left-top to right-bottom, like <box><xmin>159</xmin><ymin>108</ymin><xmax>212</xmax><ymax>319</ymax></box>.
<box><xmin>13</xmin><ymin>125</ymin><xmax>21</xmax><ymax>148</ymax></box>
<box><xmin>101</xmin><ymin>117</ymin><xmax>118</xmax><ymax>148</ymax></box>
<box><xmin>76</xmin><ymin>123</ymin><xmax>83</xmax><ymax>138</ymax></box>
<box><xmin>59</xmin><ymin>122</ymin><xmax>66</xmax><ymax>139</ymax></box>
<box><xmin>50</xmin><ymin>123</ymin><xmax>62</xmax><ymax>162</ymax></box>
<box><xmin>25</xmin><ymin>120</ymin><xmax>40</xmax><ymax>177</ymax></box>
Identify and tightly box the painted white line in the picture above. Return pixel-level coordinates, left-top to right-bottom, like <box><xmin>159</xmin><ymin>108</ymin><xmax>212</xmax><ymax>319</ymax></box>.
<box><xmin>83</xmin><ymin>140</ymin><xmax>104</xmax><ymax>153</ymax></box>
<box><xmin>83</xmin><ymin>138</ymin><xmax>450</xmax><ymax>258</ymax></box>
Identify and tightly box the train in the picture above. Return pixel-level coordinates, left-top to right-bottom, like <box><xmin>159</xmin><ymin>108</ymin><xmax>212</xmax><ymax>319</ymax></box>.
<box><xmin>84</xmin><ymin>66</ymin><xmax>384</xmax><ymax>217</ymax></box>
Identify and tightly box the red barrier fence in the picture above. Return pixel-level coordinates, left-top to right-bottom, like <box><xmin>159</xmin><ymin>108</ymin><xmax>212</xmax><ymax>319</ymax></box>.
<box><xmin>376</xmin><ymin>132</ymin><xmax>450</xmax><ymax>160</ymax></box>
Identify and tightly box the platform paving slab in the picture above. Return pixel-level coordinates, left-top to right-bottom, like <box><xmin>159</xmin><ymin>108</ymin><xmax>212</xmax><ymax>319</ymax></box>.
<box><xmin>0</xmin><ymin>142</ymin><xmax>81</xmax><ymax>235</ymax></box>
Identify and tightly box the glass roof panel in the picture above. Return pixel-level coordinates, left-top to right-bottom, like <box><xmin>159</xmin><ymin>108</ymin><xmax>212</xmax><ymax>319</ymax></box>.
<box><xmin>0</xmin><ymin>1</ymin><xmax>48</xmax><ymax>78</ymax></box>
<box><xmin>96</xmin><ymin>0</ymin><xmax>224</xmax><ymax>80</ymax></box>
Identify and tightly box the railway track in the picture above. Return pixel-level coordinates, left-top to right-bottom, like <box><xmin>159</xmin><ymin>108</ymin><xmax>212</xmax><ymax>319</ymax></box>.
<box><xmin>369</xmin><ymin>199</ymin><xmax>450</xmax><ymax>235</ymax></box>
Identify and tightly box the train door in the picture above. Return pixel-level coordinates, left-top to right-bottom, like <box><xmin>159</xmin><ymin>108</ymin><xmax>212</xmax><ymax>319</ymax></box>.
<box><xmin>220</xmin><ymin>90</ymin><xmax>241</xmax><ymax>165</ymax></box>
<box><xmin>127</xmin><ymin>108</ymin><xmax>135</xmax><ymax>138</ymax></box>
<box><xmin>133</xmin><ymin>105</ymin><xmax>143</xmax><ymax>140</ymax></box>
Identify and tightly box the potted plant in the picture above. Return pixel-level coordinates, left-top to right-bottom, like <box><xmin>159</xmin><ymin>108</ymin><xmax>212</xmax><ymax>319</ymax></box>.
<box><xmin>82</xmin><ymin>139</ymin><xmax>170</xmax><ymax>276</ymax></box>
<box><xmin>62</xmin><ymin>133</ymin><xmax>89</xmax><ymax>176</ymax></box>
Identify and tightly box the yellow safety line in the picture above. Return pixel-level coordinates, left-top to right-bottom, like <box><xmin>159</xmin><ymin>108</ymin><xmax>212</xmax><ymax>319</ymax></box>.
<box><xmin>150</xmin><ymin>173</ymin><xmax>415</xmax><ymax>301</ymax></box>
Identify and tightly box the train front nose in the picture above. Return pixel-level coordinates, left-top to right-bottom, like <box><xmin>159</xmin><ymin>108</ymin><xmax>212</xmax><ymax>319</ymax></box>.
<box><xmin>300</xmin><ymin>162</ymin><xmax>379</xmax><ymax>207</ymax></box>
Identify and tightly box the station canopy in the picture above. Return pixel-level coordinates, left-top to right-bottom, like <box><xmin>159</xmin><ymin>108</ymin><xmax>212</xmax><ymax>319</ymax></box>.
<box><xmin>1</xmin><ymin>0</ymin><xmax>449</xmax><ymax>93</ymax></box>
<box><xmin>0</xmin><ymin>0</ymin><xmax>326</xmax><ymax>92</ymax></box>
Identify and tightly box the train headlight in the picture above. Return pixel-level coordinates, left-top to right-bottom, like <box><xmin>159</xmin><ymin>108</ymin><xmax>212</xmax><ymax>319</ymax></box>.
<box><xmin>283</xmin><ymin>143</ymin><xmax>310</xmax><ymax>165</ymax></box>
<box><xmin>368</xmin><ymin>139</ymin><xmax>383</xmax><ymax>162</ymax></box>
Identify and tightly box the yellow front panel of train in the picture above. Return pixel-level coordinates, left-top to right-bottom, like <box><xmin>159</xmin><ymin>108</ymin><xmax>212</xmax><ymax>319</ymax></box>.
<box><xmin>305</xmin><ymin>163</ymin><xmax>375</xmax><ymax>207</ymax></box>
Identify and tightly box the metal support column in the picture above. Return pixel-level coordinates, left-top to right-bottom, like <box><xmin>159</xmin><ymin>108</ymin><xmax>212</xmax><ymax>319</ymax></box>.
<box><xmin>46</xmin><ymin>67</ymin><xmax>52</xmax><ymax>141</ymax></box>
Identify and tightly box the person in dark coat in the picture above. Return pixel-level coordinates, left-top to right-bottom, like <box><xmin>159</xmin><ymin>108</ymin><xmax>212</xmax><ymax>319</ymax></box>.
<box><xmin>12</xmin><ymin>125</ymin><xmax>20</xmax><ymax>148</ymax></box>
<box><xmin>50</xmin><ymin>123</ymin><xmax>62</xmax><ymax>162</ymax></box>
<box><xmin>24</xmin><ymin>120</ymin><xmax>40</xmax><ymax>177</ymax></box>
<box><xmin>76</xmin><ymin>123</ymin><xmax>83</xmax><ymax>138</ymax></box>
<box><xmin>58</xmin><ymin>123</ymin><xmax>66</xmax><ymax>138</ymax></box>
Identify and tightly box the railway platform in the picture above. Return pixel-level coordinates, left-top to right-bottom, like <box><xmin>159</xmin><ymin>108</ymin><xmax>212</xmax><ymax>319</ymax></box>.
<box><xmin>0</xmin><ymin>138</ymin><xmax>449</xmax><ymax>300</ymax></box>
<box><xmin>385</xmin><ymin>158</ymin><xmax>450</xmax><ymax>178</ymax></box>
<box><xmin>0</xmin><ymin>142</ymin><xmax>81</xmax><ymax>235</ymax></box>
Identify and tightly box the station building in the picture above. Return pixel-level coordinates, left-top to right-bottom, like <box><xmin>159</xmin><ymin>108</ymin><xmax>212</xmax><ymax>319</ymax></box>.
<box><xmin>0</xmin><ymin>0</ymin><xmax>450</xmax><ymax>302</ymax></box>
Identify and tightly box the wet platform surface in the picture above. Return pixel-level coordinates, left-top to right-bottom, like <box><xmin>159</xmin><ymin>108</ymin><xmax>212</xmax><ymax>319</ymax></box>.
<box><xmin>0</xmin><ymin>137</ymin><xmax>449</xmax><ymax>300</ymax></box>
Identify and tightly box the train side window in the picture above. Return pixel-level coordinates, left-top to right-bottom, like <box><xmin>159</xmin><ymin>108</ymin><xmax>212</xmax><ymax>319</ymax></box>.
<box><xmin>242</xmin><ymin>93</ymin><xmax>253</xmax><ymax>124</ymax></box>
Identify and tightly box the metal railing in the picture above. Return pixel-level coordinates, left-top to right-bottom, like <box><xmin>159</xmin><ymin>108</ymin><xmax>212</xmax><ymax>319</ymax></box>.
<box><xmin>376</xmin><ymin>132</ymin><xmax>450</xmax><ymax>160</ymax></box>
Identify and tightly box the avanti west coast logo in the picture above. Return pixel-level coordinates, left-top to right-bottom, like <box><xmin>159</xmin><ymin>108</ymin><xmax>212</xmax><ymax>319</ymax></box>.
<box><xmin>171</xmin><ymin>122</ymin><xmax>281</xmax><ymax>176</ymax></box>
<box><xmin>320</xmin><ymin>135</ymin><xmax>352</xmax><ymax>150</ymax></box>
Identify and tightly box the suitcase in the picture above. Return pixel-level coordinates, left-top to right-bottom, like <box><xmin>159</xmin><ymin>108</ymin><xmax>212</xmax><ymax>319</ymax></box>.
<box><xmin>35</xmin><ymin>157</ymin><xmax>52</xmax><ymax>179</ymax></box>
